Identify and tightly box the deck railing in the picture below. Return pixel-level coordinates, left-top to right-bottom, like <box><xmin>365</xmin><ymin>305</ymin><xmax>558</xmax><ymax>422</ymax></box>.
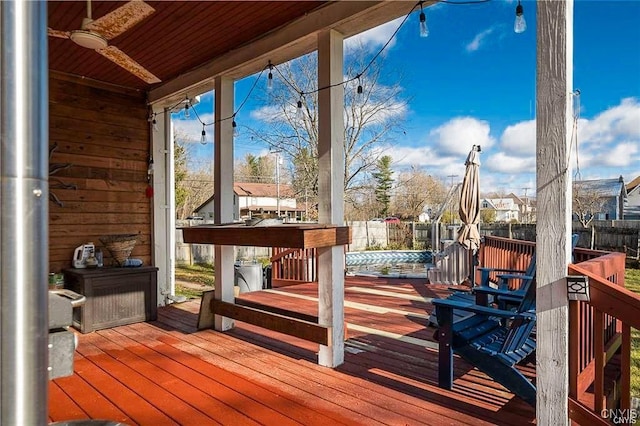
<box><xmin>482</xmin><ymin>236</ymin><xmax>637</xmax><ymax>421</ymax></box>
<box><xmin>478</xmin><ymin>236</ymin><xmax>535</xmax><ymax>289</ymax></box>
<box><xmin>568</xmin><ymin>252</ymin><xmax>639</xmax><ymax>424</ymax></box>
<box><xmin>270</xmin><ymin>247</ymin><xmax>317</xmax><ymax>286</ymax></box>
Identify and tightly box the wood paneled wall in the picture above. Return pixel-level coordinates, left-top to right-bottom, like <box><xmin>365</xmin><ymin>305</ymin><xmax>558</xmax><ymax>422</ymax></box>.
<box><xmin>49</xmin><ymin>72</ymin><xmax>152</xmax><ymax>272</ymax></box>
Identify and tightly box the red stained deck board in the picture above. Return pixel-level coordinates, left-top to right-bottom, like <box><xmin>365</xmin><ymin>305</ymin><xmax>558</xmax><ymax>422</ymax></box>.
<box><xmin>100</xmin><ymin>326</ymin><xmax>345</xmax><ymax>426</ymax></box>
<box><xmin>127</xmin><ymin>322</ymin><xmax>370</xmax><ymax>426</ymax></box>
<box><xmin>71</xmin><ymin>355</ymin><xmax>178</xmax><ymax>425</ymax></box>
<box><xmin>83</xmin><ymin>331</ymin><xmax>261</xmax><ymax>426</ymax></box>
<box><xmin>49</xmin><ymin>381</ymin><xmax>88</xmax><ymax>422</ymax></box>
<box><xmin>51</xmin><ymin>275</ymin><xmax>536</xmax><ymax>425</ymax></box>
<box><xmin>75</xmin><ymin>344</ymin><xmax>214</xmax><ymax>425</ymax></box>
<box><xmin>51</xmin><ymin>359</ymin><xmax>133</xmax><ymax>424</ymax></box>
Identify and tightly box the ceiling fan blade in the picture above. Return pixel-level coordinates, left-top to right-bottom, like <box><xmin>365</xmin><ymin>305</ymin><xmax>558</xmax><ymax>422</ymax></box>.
<box><xmin>85</xmin><ymin>1</ymin><xmax>155</xmax><ymax>40</ymax></box>
<box><xmin>97</xmin><ymin>45</ymin><xmax>160</xmax><ymax>84</ymax></box>
<box><xmin>48</xmin><ymin>28</ymin><xmax>71</xmax><ymax>39</ymax></box>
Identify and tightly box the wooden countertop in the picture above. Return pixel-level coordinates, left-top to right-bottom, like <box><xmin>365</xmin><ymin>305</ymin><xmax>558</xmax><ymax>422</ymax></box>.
<box><xmin>181</xmin><ymin>223</ymin><xmax>351</xmax><ymax>248</ymax></box>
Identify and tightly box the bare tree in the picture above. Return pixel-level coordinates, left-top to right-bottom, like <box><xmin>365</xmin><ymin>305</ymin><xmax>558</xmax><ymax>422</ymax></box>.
<box><xmin>234</xmin><ymin>154</ymin><xmax>277</xmax><ymax>183</ymax></box>
<box><xmin>393</xmin><ymin>167</ymin><xmax>448</xmax><ymax>220</ymax></box>
<box><xmin>572</xmin><ymin>181</ymin><xmax>607</xmax><ymax>228</ymax></box>
<box><xmin>247</xmin><ymin>45</ymin><xmax>407</xmax><ymax>213</ymax></box>
<box><xmin>573</xmin><ymin>181</ymin><xmax>609</xmax><ymax>250</ymax></box>
<box><xmin>173</xmin><ymin>130</ymin><xmax>215</xmax><ymax>219</ymax></box>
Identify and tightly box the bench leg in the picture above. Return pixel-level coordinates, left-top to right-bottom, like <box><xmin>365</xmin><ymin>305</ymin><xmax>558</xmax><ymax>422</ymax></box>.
<box><xmin>436</xmin><ymin>306</ymin><xmax>454</xmax><ymax>389</ymax></box>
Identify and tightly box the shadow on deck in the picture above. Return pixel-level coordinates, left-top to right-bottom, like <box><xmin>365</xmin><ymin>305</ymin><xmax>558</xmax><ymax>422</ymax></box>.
<box><xmin>50</xmin><ymin>276</ymin><xmax>535</xmax><ymax>425</ymax></box>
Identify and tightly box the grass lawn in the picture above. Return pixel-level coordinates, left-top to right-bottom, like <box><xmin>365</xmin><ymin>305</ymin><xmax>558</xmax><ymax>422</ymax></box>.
<box><xmin>626</xmin><ymin>268</ymin><xmax>640</xmax><ymax>400</ymax></box>
<box><xmin>175</xmin><ymin>263</ymin><xmax>215</xmax><ymax>299</ymax></box>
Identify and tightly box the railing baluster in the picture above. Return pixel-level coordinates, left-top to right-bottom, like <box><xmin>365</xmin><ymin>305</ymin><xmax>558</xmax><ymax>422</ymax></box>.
<box><xmin>594</xmin><ymin>309</ymin><xmax>605</xmax><ymax>413</ymax></box>
<box><xmin>621</xmin><ymin>323</ymin><xmax>631</xmax><ymax>412</ymax></box>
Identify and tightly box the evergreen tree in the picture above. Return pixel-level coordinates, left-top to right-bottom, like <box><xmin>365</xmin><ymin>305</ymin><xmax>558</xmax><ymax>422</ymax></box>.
<box><xmin>373</xmin><ymin>155</ymin><xmax>394</xmax><ymax>217</ymax></box>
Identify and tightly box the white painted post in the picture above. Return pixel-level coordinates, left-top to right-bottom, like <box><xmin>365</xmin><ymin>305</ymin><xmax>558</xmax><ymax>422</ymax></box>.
<box><xmin>151</xmin><ymin>109</ymin><xmax>176</xmax><ymax>306</ymax></box>
<box><xmin>214</xmin><ymin>76</ymin><xmax>236</xmax><ymax>331</ymax></box>
<box><xmin>536</xmin><ymin>1</ymin><xmax>574</xmax><ymax>424</ymax></box>
<box><xmin>317</xmin><ymin>29</ymin><xmax>345</xmax><ymax>367</ymax></box>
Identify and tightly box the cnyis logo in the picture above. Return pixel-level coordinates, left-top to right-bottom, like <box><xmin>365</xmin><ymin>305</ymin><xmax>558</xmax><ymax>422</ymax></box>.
<box><xmin>601</xmin><ymin>408</ymin><xmax>638</xmax><ymax>424</ymax></box>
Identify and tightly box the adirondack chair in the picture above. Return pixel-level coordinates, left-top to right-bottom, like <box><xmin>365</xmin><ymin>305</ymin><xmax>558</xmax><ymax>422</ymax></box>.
<box><xmin>434</xmin><ymin>234</ymin><xmax>578</xmax><ymax>319</ymax></box>
<box><xmin>427</xmin><ymin>254</ymin><xmax>536</xmax><ymax>326</ymax></box>
<box><xmin>432</xmin><ymin>273</ymin><xmax>537</xmax><ymax>406</ymax></box>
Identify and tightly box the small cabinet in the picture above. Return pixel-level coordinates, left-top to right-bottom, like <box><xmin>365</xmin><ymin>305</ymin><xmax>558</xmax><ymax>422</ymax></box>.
<box><xmin>63</xmin><ymin>266</ymin><xmax>158</xmax><ymax>333</ymax></box>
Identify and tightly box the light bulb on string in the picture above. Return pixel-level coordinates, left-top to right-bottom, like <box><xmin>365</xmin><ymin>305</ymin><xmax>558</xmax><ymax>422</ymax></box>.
<box><xmin>514</xmin><ymin>1</ymin><xmax>526</xmax><ymax>34</ymax></box>
<box><xmin>296</xmin><ymin>98</ymin><xmax>303</xmax><ymax>121</ymax></box>
<box><xmin>152</xmin><ymin>117</ymin><xmax>158</xmax><ymax>132</ymax></box>
<box><xmin>267</xmin><ymin>62</ymin><xmax>274</xmax><ymax>91</ymax></box>
<box><xmin>356</xmin><ymin>75</ymin><xmax>364</xmax><ymax>101</ymax></box>
<box><xmin>419</xmin><ymin>2</ymin><xmax>428</xmax><ymax>38</ymax></box>
<box><xmin>200</xmin><ymin>124</ymin><xmax>207</xmax><ymax>145</ymax></box>
<box><xmin>184</xmin><ymin>101</ymin><xmax>190</xmax><ymax>118</ymax></box>
<box><xmin>232</xmin><ymin>119</ymin><xmax>239</xmax><ymax>137</ymax></box>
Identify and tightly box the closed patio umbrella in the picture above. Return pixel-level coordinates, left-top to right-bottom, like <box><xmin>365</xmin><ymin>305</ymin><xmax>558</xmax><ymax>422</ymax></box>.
<box><xmin>457</xmin><ymin>145</ymin><xmax>481</xmax><ymax>254</ymax></box>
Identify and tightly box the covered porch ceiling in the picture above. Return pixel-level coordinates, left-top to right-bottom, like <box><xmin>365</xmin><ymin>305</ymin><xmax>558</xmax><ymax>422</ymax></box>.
<box><xmin>48</xmin><ymin>1</ymin><xmax>419</xmax><ymax>104</ymax></box>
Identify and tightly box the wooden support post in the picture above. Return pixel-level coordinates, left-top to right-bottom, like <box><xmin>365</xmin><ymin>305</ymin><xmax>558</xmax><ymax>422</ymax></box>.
<box><xmin>536</xmin><ymin>1</ymin><xmax>574</xmax><ymax>424</ymax></box>
<box><xmin>151</xmin><ymin>108</ymin><xmax>175</xmax><ymax>306</ymax></box>
<box><xmin>317</xmin><ymin>29</ymin><xmax>345</xmax><ymax>367</ymax></box>
<box><xmin>214</xmin><ymin>76</ymin><xmax>235</xmax><ymax>331</ymax></box>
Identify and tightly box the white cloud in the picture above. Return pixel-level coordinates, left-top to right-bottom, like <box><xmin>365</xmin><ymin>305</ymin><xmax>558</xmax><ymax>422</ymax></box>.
<box><xmin>465</xmin><ymin>27</ymin><xmax>495</xmax><ymax>53</ymax></box>
<box><xmin>429</xmin><ymin>117</ymin><xmax>496</xmax><ymax>156</ymax></box>
<box><xmin>598</xmin><ymin>142</ymin><xmax>639</xmax><ymax>167</ymax></box>
<box><xmin>173</xmin><ymin>113</ymin><xmax>214</xmax><ymax>144</ymax></box>
<box><xmin>484</xmin><ymin>152</ymin><xmax>536</xmax><ymax>174</ymax></box>
<box><xmin>345</xmin><ymin>17</ymin><xmax>403</xmax><ymax>51</ymax></box>
<box><xmin>500</xmin><ymin>119</ymin><xmax>536</xmax><ymax>155</ymax></box>
<box><xmin>579</xmin><ymin>97</ymin><xmax>640</xmax><ymax>147</ymax></box>
<box><xmin>250</xmin><ymin>105</ymin><xmax>288</xmax><ymax>123</ymax></box>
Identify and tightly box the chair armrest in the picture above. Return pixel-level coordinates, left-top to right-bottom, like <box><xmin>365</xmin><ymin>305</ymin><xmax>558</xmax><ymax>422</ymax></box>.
<box><xmin>496</xmin><ymin>273</ymin><xmax>534</xmax><ymax>290</ymax></box>
<box><xmin>473</xmin><ymin>286</ymin><xmax>524</xmax><ymax>298</ymax></box>
<box><xmin>477</xmin><ymin>267</ymin><xmax>527</xmax><ymax>275</ymax></box>
<box><xmin>432</xmin><ymin>298</ymin><xmax>536</xmax><ymax>320</ymax></box>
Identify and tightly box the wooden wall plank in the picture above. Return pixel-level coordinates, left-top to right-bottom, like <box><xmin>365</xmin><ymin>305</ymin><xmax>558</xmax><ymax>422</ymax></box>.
<box><xmin>49</xmin><ymin>74</ymin><xmax>152</xmax><ymax>273</ymax></box>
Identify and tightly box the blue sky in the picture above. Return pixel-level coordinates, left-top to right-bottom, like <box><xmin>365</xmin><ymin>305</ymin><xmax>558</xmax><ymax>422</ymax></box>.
<box><xmin>174</xmin><ymin>0</ymin><xmax>640</xmax><ymax>196</ymax></box>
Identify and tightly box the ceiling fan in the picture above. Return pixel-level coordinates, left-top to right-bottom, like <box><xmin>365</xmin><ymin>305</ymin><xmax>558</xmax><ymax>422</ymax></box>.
<box><xmin>48</xmin><ymin>0</ymin><xmax>160</xmax><ymax>84</ymax></box>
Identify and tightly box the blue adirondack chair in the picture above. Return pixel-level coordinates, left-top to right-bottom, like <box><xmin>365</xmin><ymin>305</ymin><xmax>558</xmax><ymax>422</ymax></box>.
<box><xmin>432</xmin><ymin>272</ymin><xmax>537</xmax><ymax>406</ymax></box>
<box><xmin>434</xmin><ymin>234</ymin><xmax>577</xmax><ymax>320</ymax></box>
<box><xmin>427</xmin><ymin>253</ymin><xmax>536</xmax><ymax>326</ymax></box>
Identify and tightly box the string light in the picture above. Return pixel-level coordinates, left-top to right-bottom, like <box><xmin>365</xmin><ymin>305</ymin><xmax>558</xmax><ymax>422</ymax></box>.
<box><xmin>267</xmin><ymin>61</ymin><xmax>274</xmax><ymax>91</ymax></box>
<box><xmin>184</xmin><ymin>98</ymin><xmax>191</xmax><ymax>118</ymax></box>
<box><xmin>419</xmin><ymin>2</ymin><xmax>429</xmax><ymax>37</ymax></box>
<box><xmin>296</xmin><ymin>98</ymin><xmax>304</xmax><ymax>121</ymax></box>
<box><xmin>150</xmin><ymin>0</ymin><xmax>496</xmax><ymax>143</ymax></box>
<box><xmin>200</xmin><ymin>124</ymin><xmax>207</xmax><ymax>145</ymax></box>
<box><xmin>232</xmin><ymin>118</ymin><xmax>239</xmax><ymax>137</ymax></box>
<box><xmin>514</xmin><ymin>0</ymin><xmax>526</xmax><ymax>33</ymax></box>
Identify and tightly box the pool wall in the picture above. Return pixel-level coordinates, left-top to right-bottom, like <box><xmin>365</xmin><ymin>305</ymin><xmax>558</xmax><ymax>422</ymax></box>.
<box><xmin>345</xmin><ymin>250</ymin><xmax>433</xmax><ymax>266</ymax></box>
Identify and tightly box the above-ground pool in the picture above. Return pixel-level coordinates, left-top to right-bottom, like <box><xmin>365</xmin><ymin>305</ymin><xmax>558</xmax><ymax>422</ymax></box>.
<box><xmin>345</xmin><ymin>250</ymin><xmax>433</xmax><ymax>278</ymax></box>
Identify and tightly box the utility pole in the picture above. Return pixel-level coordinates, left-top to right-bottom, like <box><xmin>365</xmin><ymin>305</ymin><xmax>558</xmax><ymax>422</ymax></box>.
<box><xmin>272</xmin><ymin>151</ymin><xmax>283</xmax><ymax>217</ymax></box>
<box><xmin>447</xmin><ymin>174</ymin><xmax>458</xmax><ymax>224</ymax></box>
<box><xmin>522</xmin><ymin>187</ymin><xmax>530</xmax><ymax>223</ymax></box>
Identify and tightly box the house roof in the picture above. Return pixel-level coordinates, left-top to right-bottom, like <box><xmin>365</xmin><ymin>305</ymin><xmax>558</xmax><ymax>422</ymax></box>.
<box><xmin>574</xmin><ymin>177</ymin><xmax>626</xmax><ymax>197</ymax></box>
<box><xmin>234</xmin><ymin>182</ymin><xmax>295</xmax><ymax>198</ymax></box>
<box><xmin>194</xmin><ymin>182</ymin><xmax>296</xmax><ymax>212</ymax></box>
<box><xmin>626</xmin><ymin>175</ymin><xmax>640</xmax><ymax>192</ymax></box>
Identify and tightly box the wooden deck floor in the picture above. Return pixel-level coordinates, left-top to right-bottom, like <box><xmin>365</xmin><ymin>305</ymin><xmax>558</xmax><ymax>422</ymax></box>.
<box><xmin>50</xmin><ymin>276</ymin><xmax>536</xmax><ymax>425</ymax></box>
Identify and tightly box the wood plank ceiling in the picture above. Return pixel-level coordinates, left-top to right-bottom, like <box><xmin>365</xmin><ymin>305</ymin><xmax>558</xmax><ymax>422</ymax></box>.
<box><xmin>48</xmin><ymin>1</ymin><xmax>326</xmax><ymax>91</ymax></box>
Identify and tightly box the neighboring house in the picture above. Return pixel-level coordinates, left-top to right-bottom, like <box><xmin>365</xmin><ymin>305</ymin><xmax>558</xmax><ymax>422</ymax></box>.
<box><xmin>573</xmin><ymin>176</ymin><xmax>627</xmax><ymax>221</ymax></box>
<box><xmin>506</xmin><ymin>192</ymin><xmax>536</xmax><ymax>224</ymax></box>
<box><xmin>625</xmin><ymin>175</ymin><xmax>640</xmax><ymax>220</ymax></box>
<box><xmin>194</xmin><ymin>182</ymin><xmax>304</xmax><ymax>221</ymax></box>
<box><xmin>481</xmin><ymin>198</ymin><xmax>521</xmax><ymax>222</ymax></box>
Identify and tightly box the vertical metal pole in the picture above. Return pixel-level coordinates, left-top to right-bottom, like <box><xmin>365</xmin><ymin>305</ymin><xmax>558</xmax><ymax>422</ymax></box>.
<box><xmin>1</xmin><ymin>1</ymin><xmax>49</xmax><ymax>425</ymax></box>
